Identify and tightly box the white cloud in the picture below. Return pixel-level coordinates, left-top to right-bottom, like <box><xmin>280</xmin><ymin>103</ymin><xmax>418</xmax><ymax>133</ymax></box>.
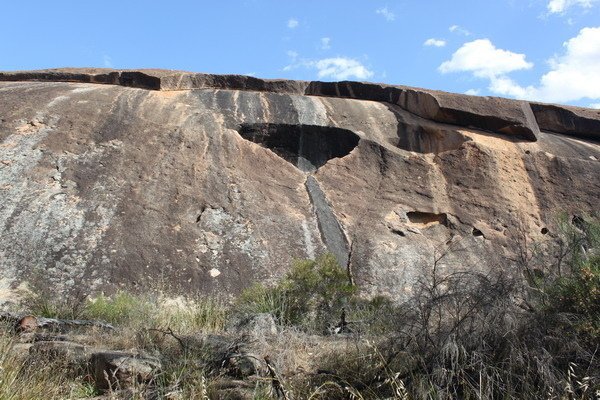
<box><xmin>424</xmin><ymin>38</ymin><xmax>447</xmax><ymax>47</ymax></box>
<box><xmin>376</xmin><ymin>7</ymin><xmax>395</xmax><ymax>21</ymax></box>
<box><xmin>314</xmin><ymin>58</ymin><xmax>374</xmax><ymax>80</ymax></box>
<box><xmin>590</xmin><ymin>103</ymin><xmax>600</xmax><ymax>108</ymax></box>
<box><xmin>287</xmin><ymin>18</ymin><xmax>299</xmax><ymax>29</ymax></box>
<box><xmin>530</xmin><ymin>26</ymin><xmax>600</xmax><ymax>102</ymax></box>
<box><xmin>284</xmin><ymin>55</ymin><xmax>373</xmax><ymax>81</ymax></box>
<box><xmin>449</xmin><ymin>25</ymin><xmax>471</xmax><ymax>36</ymax></box>
<box><xmin>320</xmin><ymin>37</ymin><xmax>331</xmax><ymax>50</ymax></box>
<box><xmin>487</xmin><ymin>76</ymin><xmax>531</xmax><ymax>98</ymax></box>
<box><xmin>439</xmin><ymin>27</ymin><xmax>600</xmax><ymax>104</ymax></box>
<box><xmin>465</xmin><ymin>89</ymin><xmax>481</xmax><ymax>96</ymax></box>
<box><xmin>547</xmin><ymin>0</ymin><xmax>599</xmax><ymax>13</ymax></box>
<box><xmin>439</xmin><ymin>39</ymin><xmax>533</xmax><ymax>78</ymax></box>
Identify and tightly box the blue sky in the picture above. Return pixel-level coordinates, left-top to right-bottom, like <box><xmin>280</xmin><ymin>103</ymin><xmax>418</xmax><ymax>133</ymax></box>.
<box><xmin>1</xmin><ymin>1</ymin><xmax>599</xmax><ymax>107</ymax></box>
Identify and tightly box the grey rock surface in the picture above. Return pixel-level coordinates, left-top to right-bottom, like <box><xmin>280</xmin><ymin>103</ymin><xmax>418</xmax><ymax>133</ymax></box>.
<box><xmin>228</xmin><ymin>313</ymin><xmax>278</xmax><ymax>339</ymax></box>
<box><xmin>0</xmin><ymin>69</ymin><xmax>598</xmax><ymax>302</ymax></box>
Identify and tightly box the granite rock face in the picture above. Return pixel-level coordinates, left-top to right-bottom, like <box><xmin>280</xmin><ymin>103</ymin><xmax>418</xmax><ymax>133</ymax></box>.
<box><xmin>0</xmin><ymin>69</ymin><xmax>598</xmax><ymax>302</ymax></box>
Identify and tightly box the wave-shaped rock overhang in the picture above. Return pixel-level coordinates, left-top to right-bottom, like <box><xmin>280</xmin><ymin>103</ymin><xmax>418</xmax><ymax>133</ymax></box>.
<box><xmin>1</xmin><ymin>68</ymin><xmax>599</xmax><ymax>142</ymax></box>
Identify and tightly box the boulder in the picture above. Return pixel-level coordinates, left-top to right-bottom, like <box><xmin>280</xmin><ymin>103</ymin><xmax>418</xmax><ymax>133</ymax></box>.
<box><xmin>228</xmin><ymin>313</ymin><xmax>278</xmax><ymax>339</ymax></box>
<box><xmin>90</xmin><ymin>351</ymin><xmax>161</xmax><ymax>391</ymax></box>
<box><xmin>210</xmin><ymin>378</ymin><xmax>256</xmax><ymax>400</ymax></box>
<box><xmin>530</xmin><ymin>102</ymin><xmax>600</xmax><ymax>140</ymax></box>
<box><xmin>198</xmin><ymin>334</ymin><xmax>262</xmax><ymax>378</ymax></box>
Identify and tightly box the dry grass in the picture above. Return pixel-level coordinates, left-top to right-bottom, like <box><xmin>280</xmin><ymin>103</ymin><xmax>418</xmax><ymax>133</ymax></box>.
<box><xmin>0</xmin><ymin>327</ymin><xmax>98</xmax><ymax>399</ymax></box>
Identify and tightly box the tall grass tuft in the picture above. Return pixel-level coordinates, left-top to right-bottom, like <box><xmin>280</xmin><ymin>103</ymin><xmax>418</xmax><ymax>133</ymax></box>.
<box><xmin>0</xmin><ymin>329</ymin><xmax>82</xmax><ymax>399</ymax></box>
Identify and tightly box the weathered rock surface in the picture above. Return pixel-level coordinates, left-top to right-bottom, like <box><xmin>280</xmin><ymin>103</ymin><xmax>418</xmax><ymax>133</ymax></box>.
<box><xmin>90</xmin><ymin>351</ymin><xmax>161</xmax><ymax>391</ymax></box>
<box><xmin>228</xmin><ymin>313</ymin><xmax>278</xmax><ymax>339</ymax></box>
<box><xmin>0</xmin><ymin>69</ymin><xmax>545</xmax><ymax>140</ymax></box>
<box><xmin>530</xmin><ymin>102</ymin><xmax>600</xmax><ymax>139</ymax></box>
<box><xmin>0</xmin><ymin>69</ymin><xmax>598</xmax><ymax>302</ymax></box>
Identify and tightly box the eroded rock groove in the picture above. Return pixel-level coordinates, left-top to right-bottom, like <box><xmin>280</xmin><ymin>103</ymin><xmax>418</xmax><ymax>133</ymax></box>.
<box><xmin>236</xmin><ymin>123</ymin><xmax>354</xmax><ymax>267</ymax></box>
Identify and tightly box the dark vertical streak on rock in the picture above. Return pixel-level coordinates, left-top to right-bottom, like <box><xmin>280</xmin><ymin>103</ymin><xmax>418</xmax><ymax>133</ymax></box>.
<box><xmin>346</xmin><ymin>239</ymin><xmax>356</xmax><ymax>286</ymax></box>
<box><xmin>304</xmin><ymin>176</ymin><xmax>349</xmax><ymax>268</ymax></box>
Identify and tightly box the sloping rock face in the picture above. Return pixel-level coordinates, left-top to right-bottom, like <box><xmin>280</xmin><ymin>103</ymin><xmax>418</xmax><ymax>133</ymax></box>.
<box><xmin>0</xmin><ymin>69</ymin><xmax>598</xmax><ymax>302</ymax></box>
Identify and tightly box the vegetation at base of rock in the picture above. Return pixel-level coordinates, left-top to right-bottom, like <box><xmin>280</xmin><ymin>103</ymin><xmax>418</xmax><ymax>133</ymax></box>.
<box><xmin>545</xmin><ymin>215</ymin><xmax>600</xmax><ymax>335</ymax></box>
<box><xmin>1</xmin><ymin>216</ymin><xmax>599</xmax><ymax>399</ymax></box>
<box><xmin>23</xmin><ymin>289</ymin><xmax>228</xmax><ymax>334</ymax></box>
<box><xmin>236</xmin><ymin>253</ymin><xmax>356</xmax><ymax>330</ymax></box>
<box><xmin>0</xmin><ymin>332</ymin><xmax>98</xmax><ymax>399</ymax></box>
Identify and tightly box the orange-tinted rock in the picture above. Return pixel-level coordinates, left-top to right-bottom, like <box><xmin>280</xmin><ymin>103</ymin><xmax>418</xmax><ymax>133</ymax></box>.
<box><xmin>0</xmin><ymin>69</ymin><xmax>598</xmax><ymax>302</ymax></box>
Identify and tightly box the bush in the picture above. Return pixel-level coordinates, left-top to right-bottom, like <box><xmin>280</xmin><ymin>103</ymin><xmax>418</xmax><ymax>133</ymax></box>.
<box><xmin>236</xmin><ymin>283</ymin><xmax>290</xmax><ymax>323</ymax></box>
<box><xmin>547</xmin><ymin>215</ymin><xmax>600</xmax><ymax>335</ymax></box>
<box><xmin>237</xmin><ymin>253</ymin><xmax>355</xmax><ymax>330</ymax></box>
<box><xmin>303</xmin><ymin>216</ymin><xmax>600</xmax><ymax>399</ymax></box>
<box><xmin>12</xmin><ymin>217</ymin><xmax>599</xmax><ymax>399</ymax></box>
<box><xmin>281</xmin><ymin>254</ymin><xmax>356</xmax><ymax>324</ymax></box>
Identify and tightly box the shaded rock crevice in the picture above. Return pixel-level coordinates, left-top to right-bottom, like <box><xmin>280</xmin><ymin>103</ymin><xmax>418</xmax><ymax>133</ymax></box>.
<box><xmin>235</xmin><ymin>123</ymin><xmax>354</xmax><ymax>267</ymax></box>
<box><xmin>237</xmin><ymin>123</ymin><xmax>359</xmax><ymax>172</ymax></box>
<box><xmin>406</xmin><ymin>211</ymin><xmax>448</xmax><ymax>227</ymax></box>
<box><xmin>391</xmin><ymin>122</ymin><xmax>471</xmax><ymax>154</ymax></box>
<box><xmin>530</xmin><ymin>103</ymin><xmax>600</xmax><ymax>141</ymax></box>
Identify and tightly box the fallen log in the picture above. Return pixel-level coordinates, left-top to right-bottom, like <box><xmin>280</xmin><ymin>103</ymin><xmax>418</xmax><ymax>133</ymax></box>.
<box><xmin>0</xmin><ymin>312</ymin><xmax>115</xmax><ymax>333</ymax></box>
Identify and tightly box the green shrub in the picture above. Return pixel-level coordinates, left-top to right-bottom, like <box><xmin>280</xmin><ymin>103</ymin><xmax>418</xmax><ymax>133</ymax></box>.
<box><xmin>282</xmin><ymin>254</ymin><xmax>356</xmax><ymax>324</ymax></box>
<box><xmin>83</xmin><ymin>291</ymin><xmax>153</xmax><ymax>326</ymax></box>
<box><xmin>237</xmin><ymin>253</ymin><xmax>355</xmax><ymax>329</ymax></box>
<box><xmin>236</xmin><ymin>283</ymin><xmax>290</xmax><ymax>323</ymax></box>
<box><xmin>546</xmin><ymin>215</ymin><xmax>600</xmax><ymax>334</ymax></box>
<box><xmin>548</xmin><ymin>255</ymin><xmax>600</xmax><ymax>335</ymax></box>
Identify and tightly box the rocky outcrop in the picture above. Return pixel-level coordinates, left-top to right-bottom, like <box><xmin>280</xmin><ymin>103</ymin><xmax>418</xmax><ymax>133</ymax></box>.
<box><xmin>305</xmin><ymin>81</ymin><xmax>542</xmax><ymax>141</ymax></box>
<box><xmin>4</xmin><ymin>68</ymin><xmax>599</xmax><ymax>142</ymax></box>
<box><xmin>0</xmin><ymin>69</ymin><xmax>598</xmax><ymax>302</ymax></box>
<box><xmin>530</xmin><ymin>102</ymin><xmax>600</xmax><ymax>140</ymax></box>
<box><xmin>0</xmin><ymin>68</ymin><xmax>551</xmax><ymax>141</ymax></box>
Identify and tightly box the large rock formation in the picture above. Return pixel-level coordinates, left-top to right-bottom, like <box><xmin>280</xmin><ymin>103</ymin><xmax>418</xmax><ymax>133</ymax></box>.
<box><xmin>0</xmin><ymin>69</ymin><xmax>598</xmax><ymax>302</ymax></box>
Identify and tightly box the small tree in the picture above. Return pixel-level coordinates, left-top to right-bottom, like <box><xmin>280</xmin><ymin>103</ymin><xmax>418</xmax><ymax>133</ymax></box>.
<box><xmin>237</xmin><ymin>253</ymin><xmax>355</xmax><ymax>330</ymax></box>
<box><xmin>281</xmin><ymin>253</ymin><xmax>356</xmax><ymax>327</ymax></box>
